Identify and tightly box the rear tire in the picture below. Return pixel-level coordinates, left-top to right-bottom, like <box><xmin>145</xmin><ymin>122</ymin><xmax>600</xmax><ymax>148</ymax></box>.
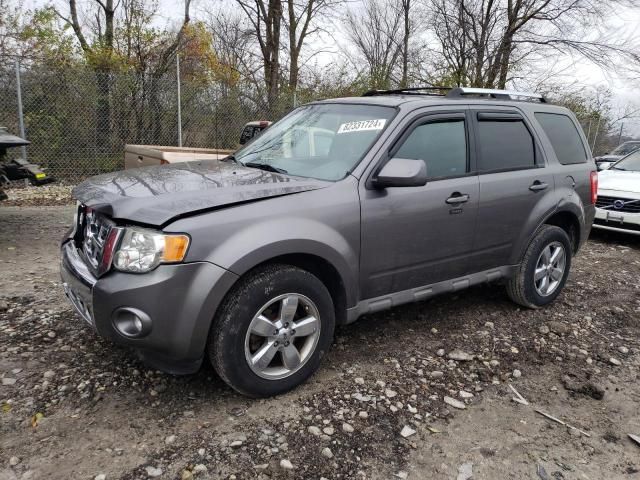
<box><xmin>209</xmin><ymin>264</ymin><xmax>335</xmax><ymax>397</ymax></box>
<box><xmin>507</xmin><ymin>225</ymin><xmax>572</xmax><ymax>309</ymax></box>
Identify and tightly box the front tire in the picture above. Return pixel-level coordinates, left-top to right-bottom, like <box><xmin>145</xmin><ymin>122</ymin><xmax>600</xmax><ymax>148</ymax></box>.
<box><xmin>209</xmin><ymin>264</ymin><xmax>335</xmax><ymax>397</ymax></box>
<box><xmin>507</xmin><ymin>225</ymin><xmax>572</xmax><ymax>309</ymax></box>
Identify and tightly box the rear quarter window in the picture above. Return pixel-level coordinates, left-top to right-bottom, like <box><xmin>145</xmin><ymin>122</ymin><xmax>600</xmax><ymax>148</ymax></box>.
<box><xmin>535</xmin><ymin>113</ymin><xmax>588</xmax><ymax>165</ymax></box>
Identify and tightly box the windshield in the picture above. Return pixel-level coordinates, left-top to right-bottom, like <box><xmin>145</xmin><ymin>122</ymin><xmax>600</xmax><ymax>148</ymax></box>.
<box><xmin>612</xmin><ymin>150</ymin><xmax>640</xmax><ymax>172</ymax></box>
<box><xmin>234</xmin><ymin>103</ymin><xmax>396</xmax><ymax>180</ymax></box>
<box><xmin>611</xmin><ymin>142</ymin><xmax>640</xmax><ymax>156</ymax></box>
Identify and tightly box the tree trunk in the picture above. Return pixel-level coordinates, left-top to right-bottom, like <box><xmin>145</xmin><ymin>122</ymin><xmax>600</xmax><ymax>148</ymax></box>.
<box><xmin>289</xmin><ymin>48</ymin><xmax>299</xmax><ymax>93</ymax></box>
<box><xmin>265</xmin><ymin>0</ymin><xmax>282</xmax><ymax>110</ymax></box>
<box><xmin>143</xmin><ymin>76</ymin><xmax>162</xmax><ymax>145</ymax></box>
<box><xmin>496</xmin><ymin>38</ymin><xmax>513</xmax><ymax>88</ymax></box>
<box><xmin>95</xmin><ymin>70</ymin><xmax>111</xmax><ymax>152</ymax></box>
<box><xmin>400</xmin><ymin>0</ymin><xmax>410</xmax><ymax>88</ymax></box>
<box><xmin>104</xmin><ymin>0</ymin><xmax>114</xmax><ymax>51</ymax></box>
<box><xmin>287</xmin><ymin>0</ymin><xmax>298</xmax><ymax>93</ymax></box>
<box><xmin>135</xmin><ymin>75</ymin><xmax>147</xmax><ymax>144</ymax></box>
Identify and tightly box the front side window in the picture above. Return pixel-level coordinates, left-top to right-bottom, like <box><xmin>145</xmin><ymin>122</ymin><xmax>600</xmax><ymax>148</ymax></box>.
<box><xmin>477</xmin><ymin>119</ymin><xmax>535</xmax><ymax>172</ymax></box>
<box><xmin>535</xmin><ymin>113</ymin><xmax>587</xmax><ymax>165</ymax></box>
<box><xmin>234</xmin><ymin>103</ymin><xmax>396</xmax><ymax>181</ymax></box>
<box><xmin>395</xmin><ymin>120</ymin><xmax>467</xmax><ymax>179</ymax></box>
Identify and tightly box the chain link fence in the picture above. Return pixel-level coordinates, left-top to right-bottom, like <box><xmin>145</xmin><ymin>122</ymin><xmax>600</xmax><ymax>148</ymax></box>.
<box><xmin>1</xmin><ymin>63</ymin><xmax>618</xmax><ymax>182</ymax></box>
<box><xmin>0</xmin><ymin>64</ymin><xmax>302</xmax><ymax>180</ymax></box>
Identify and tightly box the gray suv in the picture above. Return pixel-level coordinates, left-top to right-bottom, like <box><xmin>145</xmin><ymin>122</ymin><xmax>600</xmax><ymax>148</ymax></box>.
<box><xmin>61</xmin><ymin>87</ymin><xmax>597</xmax><ymax>397</ymax></box>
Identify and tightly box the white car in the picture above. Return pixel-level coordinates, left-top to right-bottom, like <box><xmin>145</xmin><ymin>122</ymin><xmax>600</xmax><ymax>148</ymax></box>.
<box><xmin>594</xmin><ymin>140</ymin><xmax>640</xmax><ymax>171</ymax></box>
<box><xmin>594</xmin><ymin>149</ymin><xmax>640</xmax><ymax>235</ymax></box>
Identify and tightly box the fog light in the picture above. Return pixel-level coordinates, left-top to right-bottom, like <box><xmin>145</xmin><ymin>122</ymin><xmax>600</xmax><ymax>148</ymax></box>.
<box><xmin>112</xmin><ymin>307</ymin><xmax>152</xmax><ymax>338</ymax></box>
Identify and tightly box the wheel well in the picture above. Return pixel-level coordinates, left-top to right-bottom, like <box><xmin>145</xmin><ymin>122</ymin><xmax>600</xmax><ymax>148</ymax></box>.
<box><xmin>545</xmin><ymin>211</ymin><xmax>580</xmax><ymax>252</ymax></box>
<box><xmin>250</xmin><ymin>254</ymin><xmax>349</xmax><ymax>325</ymax></box>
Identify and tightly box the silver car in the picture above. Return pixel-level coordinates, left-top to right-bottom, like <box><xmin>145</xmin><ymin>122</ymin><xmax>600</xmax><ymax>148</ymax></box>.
<box><xmin>60</xmin><ymin>87</ymin><xmax>597</xmax><ymax>397</ymax></box>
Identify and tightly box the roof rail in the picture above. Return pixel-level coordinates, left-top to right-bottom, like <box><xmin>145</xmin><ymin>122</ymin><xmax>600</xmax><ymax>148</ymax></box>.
<box><xmin>446</xmin><ymin>87</ymin><xmax>547</xmax><ymax>103</ymax></box>
<box><xmin>362</xmin><ymin>86</ymin><xmax>451</xmax><ymax>97</ymax></box>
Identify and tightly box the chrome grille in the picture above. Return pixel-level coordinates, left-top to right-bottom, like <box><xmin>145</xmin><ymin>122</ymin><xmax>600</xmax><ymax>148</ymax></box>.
<box><xmin>77</xmin><ymin>205</ymin><xmax>117</xmax><ymax>275</ymax></box>
<box><xmin>596</xmin><ymin>196</ymin><xmax>640</xmax><ymax>214</ymax></box>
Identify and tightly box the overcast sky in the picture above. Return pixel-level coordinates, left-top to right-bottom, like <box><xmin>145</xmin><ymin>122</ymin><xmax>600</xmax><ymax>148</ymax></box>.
<box><xmin>25</xmin><ymin>0</ymin><xmax>640</xmax><ymax>138</ymax></box>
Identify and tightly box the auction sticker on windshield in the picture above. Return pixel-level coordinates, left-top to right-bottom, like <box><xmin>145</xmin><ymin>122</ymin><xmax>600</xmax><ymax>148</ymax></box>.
<box><xmin>337</xmin><ymin>119</ymin><xmax>387</xmax><ymax>134</ymax></box>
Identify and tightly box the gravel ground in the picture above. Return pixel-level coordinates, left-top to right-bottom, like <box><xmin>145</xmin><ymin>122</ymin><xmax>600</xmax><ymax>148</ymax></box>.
<box><xmin>1</xmin><ymin>205</ymin><xmax>639</xmax><ymax>480</ymax></box>
<box><xmin>1</xmin><ymin>184</ymin><xmax>74</xmax><ymax>207</ymax></box>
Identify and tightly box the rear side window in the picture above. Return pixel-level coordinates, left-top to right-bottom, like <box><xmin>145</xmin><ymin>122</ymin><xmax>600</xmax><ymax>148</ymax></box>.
<box><xmin>476</xmin><ymin>119</ymin><xmax>535</xmax><ymax>172</ymax></box>
<box><xmin>395</xmin><ymin>120</ymin><xmax>467</xmax><ymax>178</ymax></box>
<box><xmin>535</xmin><ymin>113</ymin><xmax>588</xmax><ymax>165</ymax></box>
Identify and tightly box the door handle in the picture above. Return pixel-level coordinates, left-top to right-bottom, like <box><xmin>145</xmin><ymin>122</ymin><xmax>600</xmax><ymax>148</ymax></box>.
<box><xmin>446</xmin><ymin>193</ymin><xmax>470</xmax><ymax>204</ymax></box>
<box><xmin>529</xmin><ymin>181</ymin><xmax>548</xmax><ymax>192</ymax></box>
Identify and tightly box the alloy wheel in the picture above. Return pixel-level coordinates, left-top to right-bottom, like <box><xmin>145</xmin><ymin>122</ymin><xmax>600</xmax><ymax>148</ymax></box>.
<box><xmin>244</xmin><ymin>293</ymin><xmax>321</xmax><ymax>380</ymax></box>
<box><xmin>534</xmin><ymin>241</ymin><xmax>566</xmax><ymax>297</ymax></box>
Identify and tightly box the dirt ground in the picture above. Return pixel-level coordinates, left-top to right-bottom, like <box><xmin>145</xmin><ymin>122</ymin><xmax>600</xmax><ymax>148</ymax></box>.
<box><xmin>1</xmin><ymin>203</ymin><xmax>639</xmax><ymax>480</ymax></box>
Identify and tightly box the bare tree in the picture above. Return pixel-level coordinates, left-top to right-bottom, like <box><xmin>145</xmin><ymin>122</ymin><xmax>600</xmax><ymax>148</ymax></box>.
<box><xmin>54</xmin><ymin>0</ymin><xmax>116</xmax><ymax>149</ymax></box>
<box><xmin>207</xmin><ymin>9</ymin><xmax>260</xmax><ymax>94</ymax></box>
<box><xmin>235</xmin><ymin>0</ymin><xmax>283</xmax><ymax>108</ymax></box>
<box><xmin>284</xmin><ymin>0</ymin><xmax>342</xmax><ymax>94</ymax></box>
<box><xmin>344</xmin><ymin>0</ymin><xmax>404</xmax><ymax>89</ymax></box>
<box><xmin>0</xmin><ymin>0</ymin><xmax>22</xmax><ymax>68</ymax></box>
<box><xmin>429</xmin><ymin>0</ymin><xmax>640</xmax><ymax>89</ymax></box>
<box><xmin>55</xmin><ymin>0</ymin><xmax>192</xmax><ymax>145</ymax></box>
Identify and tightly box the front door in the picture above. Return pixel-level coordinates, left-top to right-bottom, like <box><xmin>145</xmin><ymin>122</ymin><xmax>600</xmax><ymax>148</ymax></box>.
<box><xmin>360</xmin><ymin>110</ymin><xmax>479</xmax><ymax>299</ymax></box>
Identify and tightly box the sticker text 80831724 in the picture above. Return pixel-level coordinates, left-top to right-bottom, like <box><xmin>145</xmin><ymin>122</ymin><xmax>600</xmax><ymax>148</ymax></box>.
<box><xmin>337</xmin><ymin>119</ymin><xmax>387</xmax><ymax>134</ymax></box>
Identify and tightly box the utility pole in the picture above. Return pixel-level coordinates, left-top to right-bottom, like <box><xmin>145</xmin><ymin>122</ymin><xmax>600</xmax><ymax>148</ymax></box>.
<box><xmin>176</xmin><ymin>54</ymin><xmax>183</xmax><ymax>147</ymax></box>
<box><xmin>591</xmin><ymin>116</ymin><xmax>602</xmax><ymax>153</ymax></box>
<box><xmin>15</xmin><ymin>60</ymin><xmax>27</xmax><ymax>160</ymax></box>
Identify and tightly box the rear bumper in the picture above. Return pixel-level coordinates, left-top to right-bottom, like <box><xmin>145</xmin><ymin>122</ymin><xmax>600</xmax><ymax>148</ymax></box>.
<box><xmin>60</xmin><ymin>240</ymin><xmax>238</xmax><ymax>374</ymax></box>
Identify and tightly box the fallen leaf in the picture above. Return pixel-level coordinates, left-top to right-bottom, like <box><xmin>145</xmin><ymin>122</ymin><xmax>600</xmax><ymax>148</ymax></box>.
<box><xmin>31</xmin><ymin>412</ymin><xmax>44</xmax><ymax>427</ymax></box>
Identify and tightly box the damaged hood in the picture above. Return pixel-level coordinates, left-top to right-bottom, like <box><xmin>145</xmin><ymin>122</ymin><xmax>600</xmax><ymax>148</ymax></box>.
<box><xmin>73</xmin><ymin>160</ymin><xmax>330</xmax><ymax>226</ymax></box>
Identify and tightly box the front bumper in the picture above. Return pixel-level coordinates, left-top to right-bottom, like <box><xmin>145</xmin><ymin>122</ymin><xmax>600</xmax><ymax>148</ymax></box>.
<box><xmin>594</xmin><ymin>207</ymin><xmax>640</xmax><ymax>235</ymax></box>
<box><xmin>60</xmin><ymin>240</ymin><xmax>238</xmax><ymax>373</ymax></box>
<box><xmin>61</xmin><ymin>241</ymin><xmax>96</xmax><ymax>326</ymax></box>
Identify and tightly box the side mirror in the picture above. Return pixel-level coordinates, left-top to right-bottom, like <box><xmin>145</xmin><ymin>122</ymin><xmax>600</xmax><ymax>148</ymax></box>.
<box><xmin>372</xmin><ymin>158</ymin><xmax>428</xmax><ymax>188</ymax></box>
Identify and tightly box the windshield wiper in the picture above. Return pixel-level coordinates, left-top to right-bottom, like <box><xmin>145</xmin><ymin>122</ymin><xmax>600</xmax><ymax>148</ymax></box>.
<box><xmin>222</xmin><ymin>154</ymin><xmax>238</xmax><ymax>163</ymax></box>
<box><xmin>244</xmin><ymin>162</ymin><xmax>288</xmax><ymax>174</ymax></box>
<box><xmin>611</xmin><ymin>166</ymin><xmax>627</xmax><ymax>171</ymax></box>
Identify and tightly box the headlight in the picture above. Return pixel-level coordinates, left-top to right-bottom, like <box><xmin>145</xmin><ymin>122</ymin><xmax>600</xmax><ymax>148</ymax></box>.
<box><xmin>70</xmin><ymin>201</ymin><xmax>81</xmax><ymax>237</ymax></box>
<box><xmin>113</xmin><ymin>227</ymin><xmax>190</xmax><ymax>273</ymax></box>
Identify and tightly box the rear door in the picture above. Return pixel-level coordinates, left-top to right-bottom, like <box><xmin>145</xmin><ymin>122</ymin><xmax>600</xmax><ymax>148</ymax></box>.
<box><xmin>359</xmin><ymin>109</ymin><xmax>479</xmax><ymax>299</ymax></box>
<box><xmin>471</xmin><ymin>107</ymin><xmax>555</xmax><ymax>270</ymax></box>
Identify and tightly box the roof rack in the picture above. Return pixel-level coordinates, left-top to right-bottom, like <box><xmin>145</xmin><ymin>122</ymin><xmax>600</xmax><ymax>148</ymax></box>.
<box><xmin>362</xmin><ymin>86</ymin><xmax>451</xmax><ymax>97</ymax></box>
<box><xmin>446</xmin><ymin>87</ymin><xmax>547</xmax><ymax>103</ymax></box>
<box><xmin>361</xmin><ymin>86</ymin><xmax>547</xmax><ymax>103</ymax></box>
